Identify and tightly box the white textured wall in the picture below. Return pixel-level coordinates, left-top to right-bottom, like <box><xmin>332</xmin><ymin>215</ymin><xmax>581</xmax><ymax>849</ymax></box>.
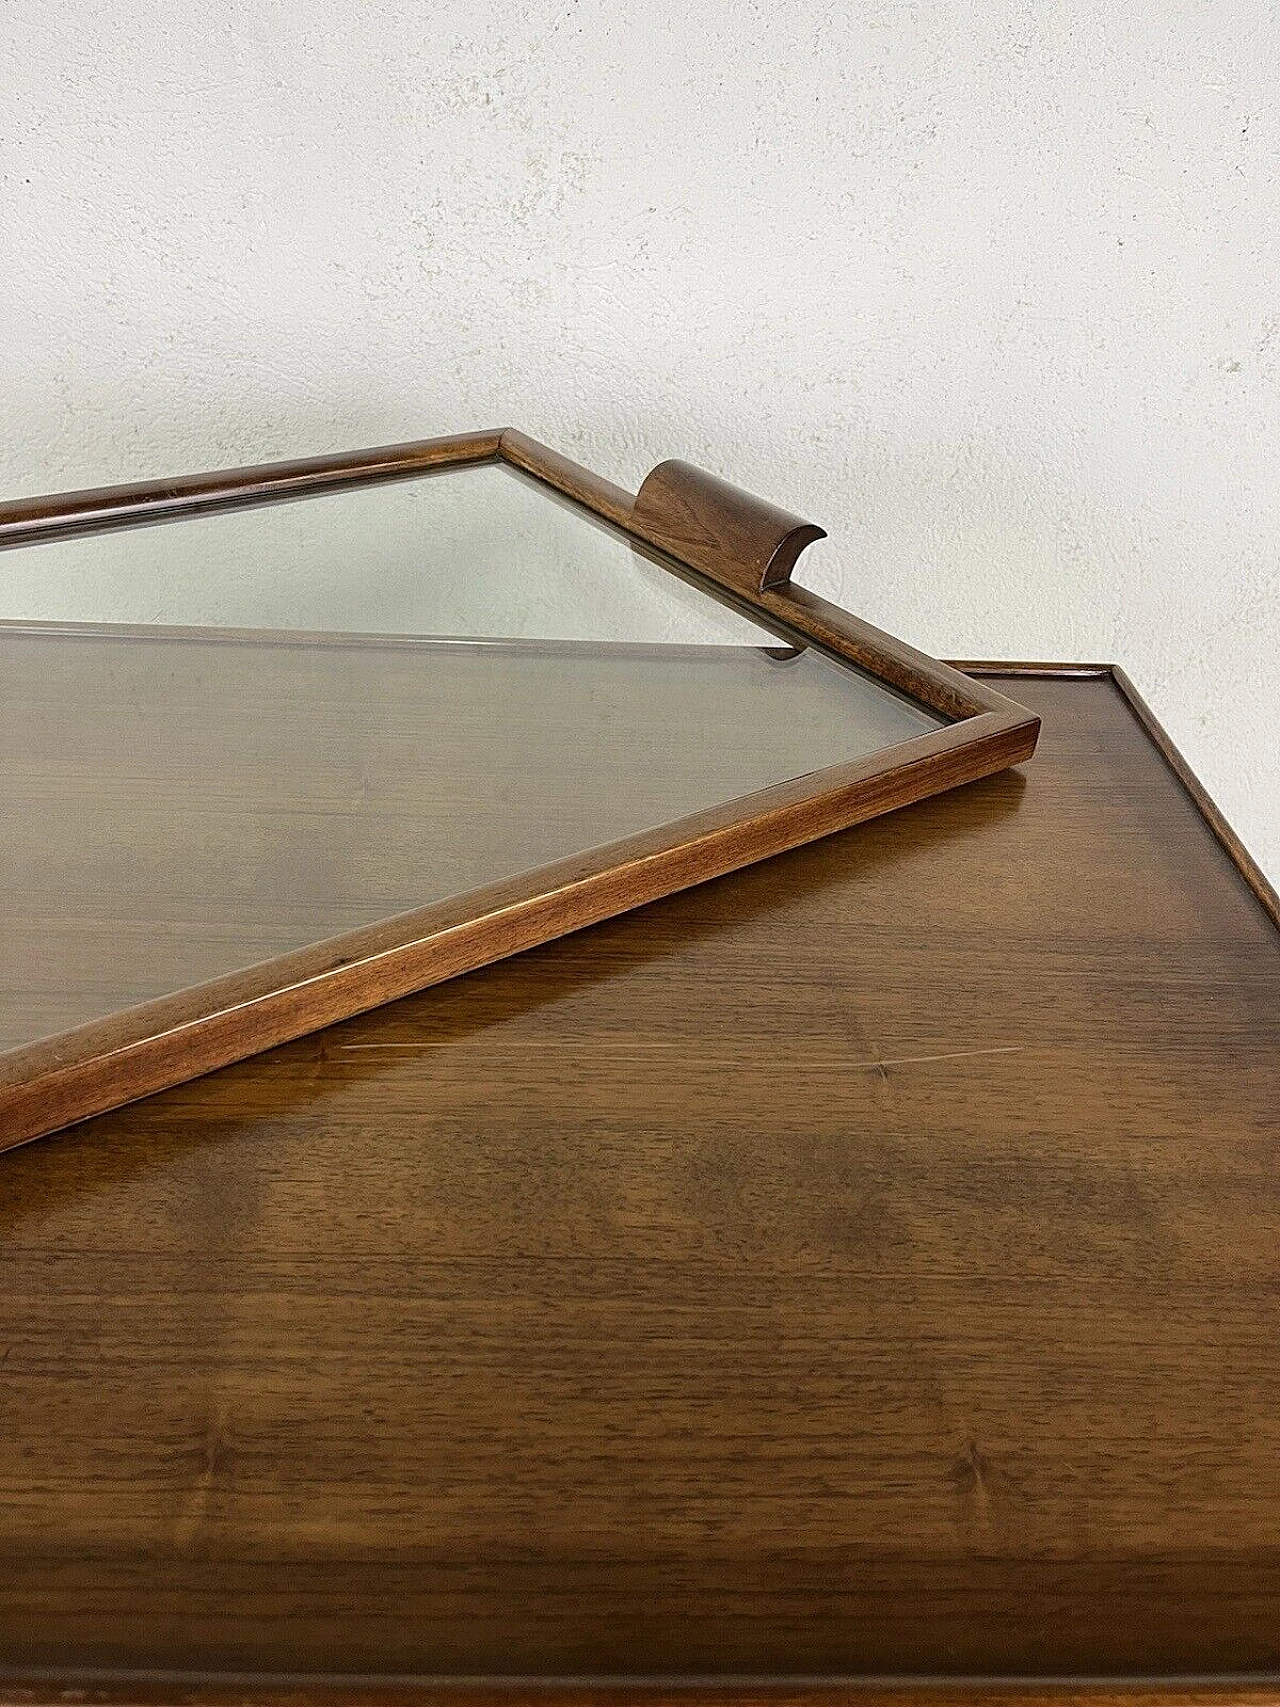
<box><xmin>3</xmin><ymin>1</ymin><xmax>1277</xmax><ymax>884</ymax></box>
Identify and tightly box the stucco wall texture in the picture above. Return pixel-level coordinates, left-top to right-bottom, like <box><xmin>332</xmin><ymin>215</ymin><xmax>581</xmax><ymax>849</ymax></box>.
<box><xmin>3</xmin><ymin>1</ymin><xmax>1277</xmax><ymax>885</ymax></box>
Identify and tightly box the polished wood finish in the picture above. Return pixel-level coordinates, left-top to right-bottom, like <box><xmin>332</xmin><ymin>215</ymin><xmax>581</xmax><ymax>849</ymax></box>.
<box><xmin>2</xmin><ymin>1692</ymin><xmax>1279</xmax><ymax>1707</ymax></box>
<box><xmin>0</xmin><ymin>430</ymin><xmax>504</xmax><ymax>548</ymax></box>
<box><xmin>499</xmin><ymin>426</ymin><xmax>637</xmax><ymax>529</ymax></box>
<box><xmin>631</xmin><ymin>458</ymin><xmax>828</xmax><ymax>596</ymax></box>
<box><xmin>0</xmin><ymin>433</ymin><xmax>1039</xmax><ymax>1149</ymax></box>
<box><xmin>0</xmin><ymin>668</ymin><xmax>1275</xmax><ymax>1701</ymax></box>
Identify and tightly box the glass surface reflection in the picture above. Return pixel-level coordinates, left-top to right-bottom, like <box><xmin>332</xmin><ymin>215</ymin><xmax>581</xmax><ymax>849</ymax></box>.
<box><xmin>0</xmin><ymin>464</ymin><xmax>944</xmax><ymax>1054</ymax></box>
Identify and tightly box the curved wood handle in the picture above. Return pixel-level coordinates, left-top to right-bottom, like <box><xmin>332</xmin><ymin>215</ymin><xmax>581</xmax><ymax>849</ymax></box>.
<box><xmin>631</xmin><ymin>459</ymin><xmax>827</xmax><ymax>599</ymax></box>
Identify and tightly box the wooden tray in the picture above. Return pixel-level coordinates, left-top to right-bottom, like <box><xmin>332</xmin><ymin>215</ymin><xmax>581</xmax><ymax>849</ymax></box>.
<box><xmin>0</xmin><ymin>432</ymin><xmax>1037</xmax><ymax>1148</ymax></box>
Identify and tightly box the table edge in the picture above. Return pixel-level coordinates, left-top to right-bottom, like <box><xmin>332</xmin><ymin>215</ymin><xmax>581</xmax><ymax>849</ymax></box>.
<box><xmin>953</xmin><ymin>662</ymin><xmax>1278</xmax><ymax>932</ymax></box>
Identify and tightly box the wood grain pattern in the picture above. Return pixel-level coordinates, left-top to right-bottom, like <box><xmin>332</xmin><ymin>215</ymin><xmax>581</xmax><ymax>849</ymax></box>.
<box><xmin>0</xmin><ymin>669</ymin><xmax>1275</xmax><ymax>1701</ymax></box>
<box><xmin>0</xmin><ymin>432</ymin><xmax>1039</xmax><ymax>1149</ymax></box>
<box><xmin>631</xmin><ymin>458</ymin><xmax>828</xmax><ymax>597</ymax></box>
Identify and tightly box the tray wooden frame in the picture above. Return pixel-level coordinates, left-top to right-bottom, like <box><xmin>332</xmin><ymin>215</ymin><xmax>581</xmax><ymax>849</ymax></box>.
<box><xmin>0</xmin><ymin>429</ymin><xmax>1039</xmax><ymax>1150</ymax></box>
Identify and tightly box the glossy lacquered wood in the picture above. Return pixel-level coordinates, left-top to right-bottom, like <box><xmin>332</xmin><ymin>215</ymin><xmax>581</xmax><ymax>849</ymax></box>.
<box><xmin>0</xmin><ymin>668</ymin><xmax>1275</xmax><ymax>1702</ymax></box>
<box><xmin>1</xmin><ymin>1692</ymin><xmax>1278</xmax><ymax>1707</ymax></box>
<box><xmin>0</xmin><ymin>430</ymin><xmax>505</xmax><ymax>548</ymax></box>
<box><xmin>631</xmin><ymin>457</ymin><xmax>827</xmax><ymax>597</ymax></box>
<box><xmin>0</xmin><ymin>432</ymin><xmax>1039</xmax><ymax>1151</ymax></box>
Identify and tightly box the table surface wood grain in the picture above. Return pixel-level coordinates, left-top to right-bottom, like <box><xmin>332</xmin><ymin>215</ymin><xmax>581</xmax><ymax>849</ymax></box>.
<box><xmin>0</xmin><ymin>667</ymin><xmax>1277</xmax><ymax>1695</ymax></box>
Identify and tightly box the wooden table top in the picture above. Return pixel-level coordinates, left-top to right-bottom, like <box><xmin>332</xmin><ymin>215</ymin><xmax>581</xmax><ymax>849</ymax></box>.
<box><xmin>1</xmin><ymin>666</ymin><xmax>1277</xmax><ymax>1700</ymax></box>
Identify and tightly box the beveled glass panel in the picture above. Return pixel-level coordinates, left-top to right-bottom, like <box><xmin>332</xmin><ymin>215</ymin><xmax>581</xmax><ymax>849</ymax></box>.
<box><xmin>0</xmin><ymin>463</ymin><xmax>944</xmax><ymax>1056</ymax></box>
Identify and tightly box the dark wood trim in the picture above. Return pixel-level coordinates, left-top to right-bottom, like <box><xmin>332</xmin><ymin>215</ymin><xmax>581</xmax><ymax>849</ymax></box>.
<box><xmin>1110</xmin><ymin>666</ymin><xmax>1279</xmax><ymax>930</ymax></box>
<box><xmin>631</xmin><ymin>458</ymin><xmax>827</xmax><ymax>597</ymax></box>
<box><xmin>759</xmin><ymin>584</ymin><xmax>997</xmax><ymax>721</ymax></box>
<box><xmin>0</xmin><ymin>430</ymin><xmax>1040</xmax><ymax>1151</ymax></box>
<box><xmin>491</xmin><ymin>436</ymin><xmax>1016</xmax><ymax>729</ymax></box>
<box><xmin>1</xmin><ymin>1677</ymin><xmax>1278</xmax><ymax>1706</ymax></box>
<box><xmin>949</xmin><ymin>662</ymin><xmax>1277</xmax><ymax>934</ymax></box>
<box><xmin>499</xmin><ymin>427</ymin><xmax>636</xmax><ymax>528</ymax></box>
<box><xmin>0</xmin><ymin>709</ymin><xmax>1031</xmax><ymax>1153</ymax></box>
<box><xmin>0</xmin><ymin>430</ymin><xmax>504</xmax><ymax>549</ymax></box>
<box><xmin>948</xmin><ymin>661</ymin><xmax>1115</xmax><ymax>680</ymax></box>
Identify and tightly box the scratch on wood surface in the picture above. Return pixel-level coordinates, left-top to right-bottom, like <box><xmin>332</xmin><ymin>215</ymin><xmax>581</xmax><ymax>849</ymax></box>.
<box><xmin>863</xmin><ymin>1045</ymin><xmax>1024</xmax><ymax>1069</ymax></box>
<box><xmin>337</xmin><ymin>1041</ymin><xmax>1025</xmax><ymax>1065</ymax></box>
